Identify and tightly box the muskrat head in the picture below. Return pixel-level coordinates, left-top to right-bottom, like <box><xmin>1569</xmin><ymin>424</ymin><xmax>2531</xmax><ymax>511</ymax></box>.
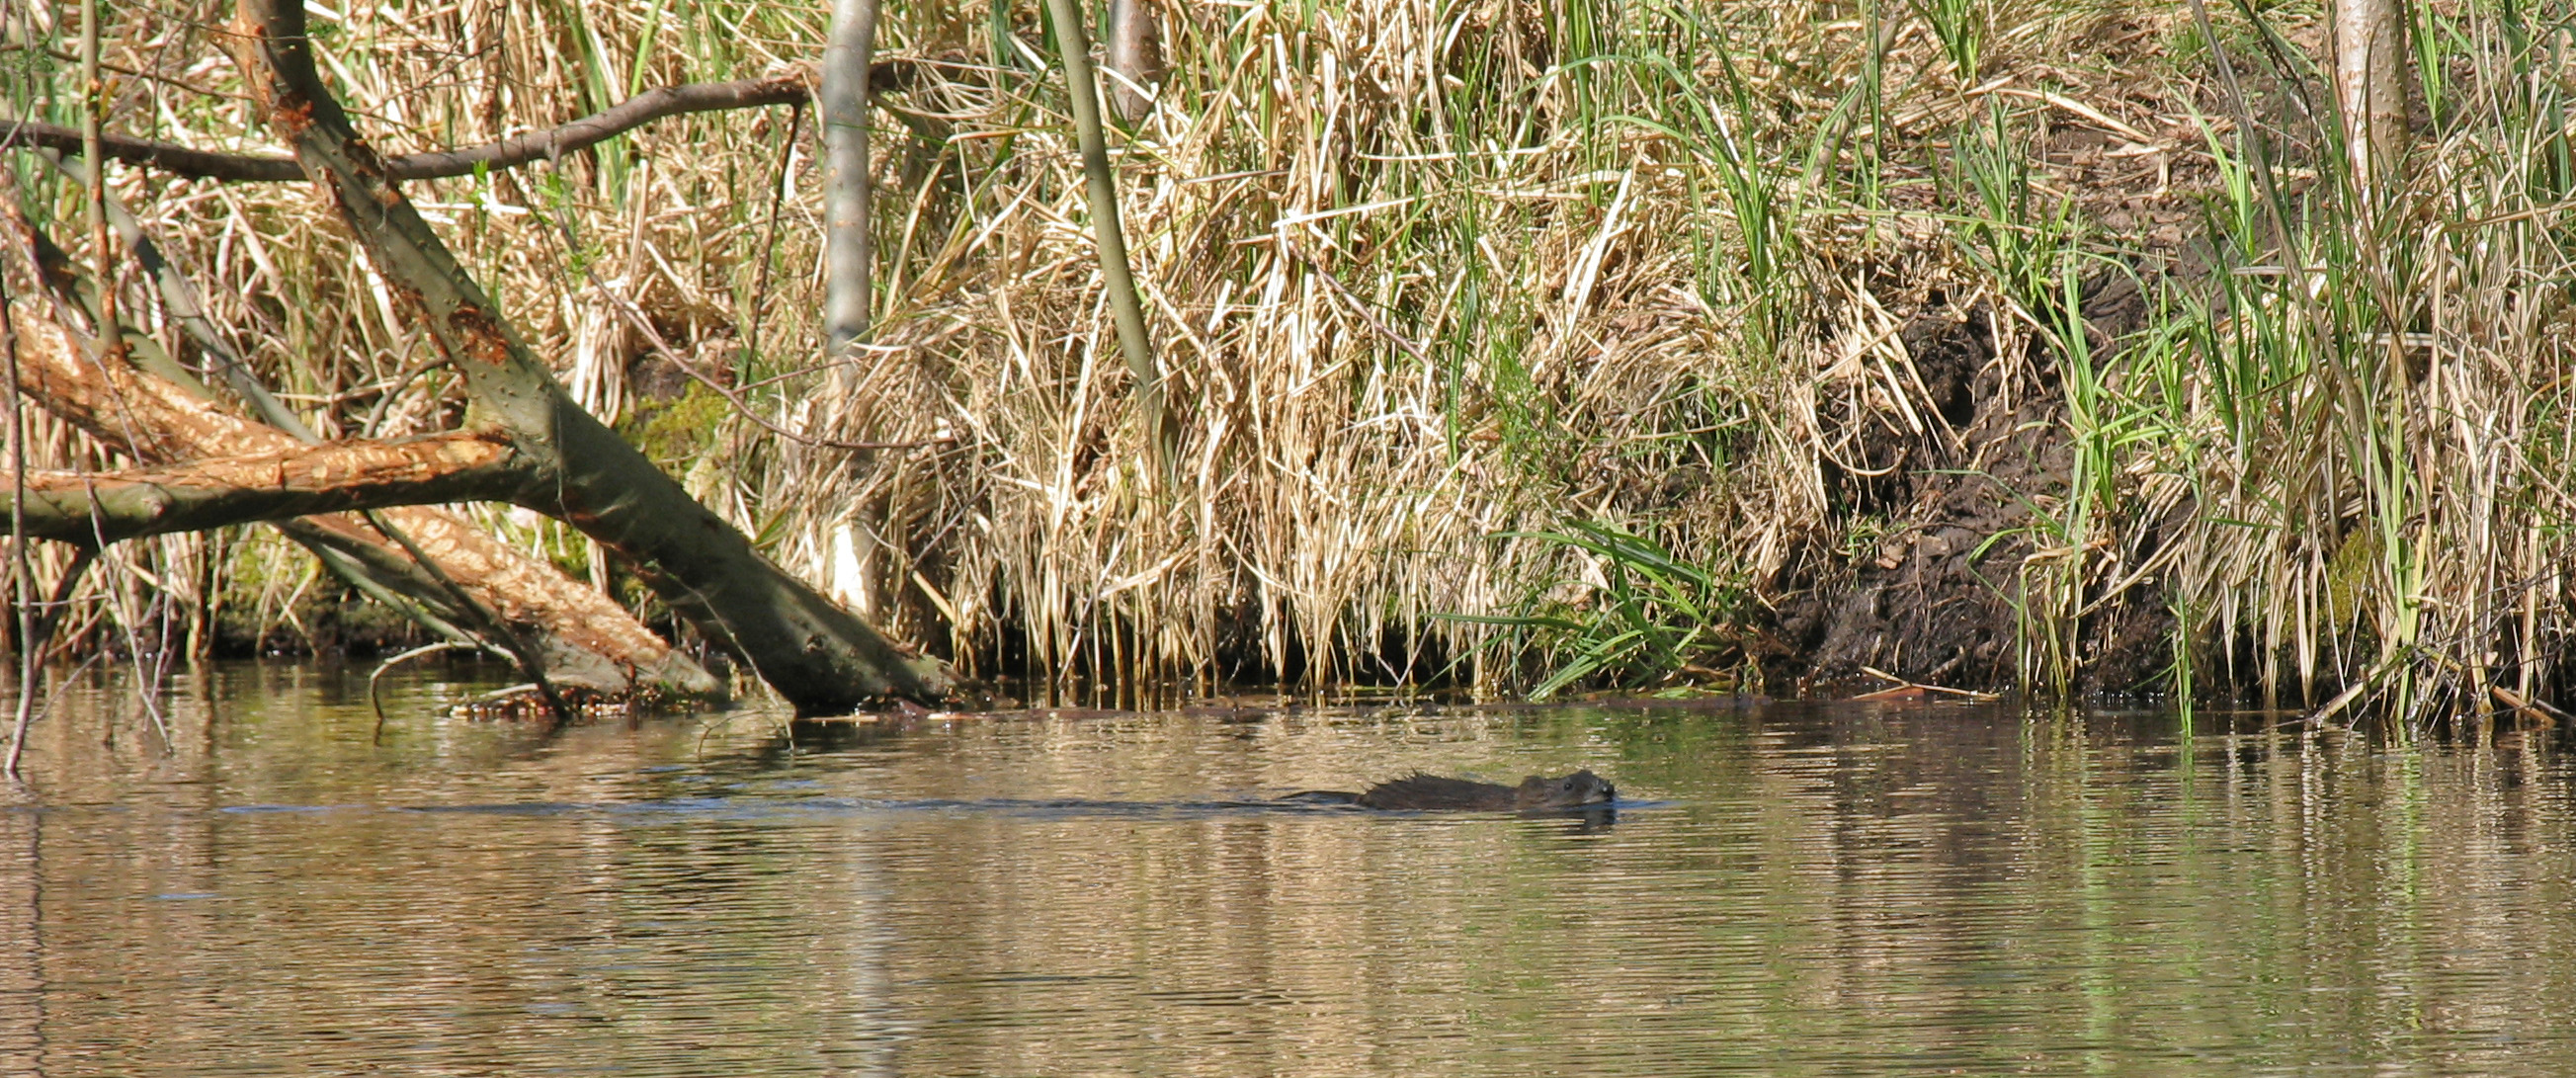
<box><xmin>1514</xmin><ymin>770</ymin><xmax>1616</xmax><ymax>808</ymax></box>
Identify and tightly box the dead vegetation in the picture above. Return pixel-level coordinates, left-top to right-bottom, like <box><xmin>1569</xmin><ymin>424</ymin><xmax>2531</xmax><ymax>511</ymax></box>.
<box><xmin>1</xmin><ymin>0</ymin><xmax>2569</xmax><ymax>721</ymax></box>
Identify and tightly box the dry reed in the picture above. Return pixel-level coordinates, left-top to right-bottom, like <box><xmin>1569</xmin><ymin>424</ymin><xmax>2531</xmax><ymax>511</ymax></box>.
<box><xmin>0</xmin><ymin>0</ymin><xmax>2566</xmax><ymax>715</ymax></box>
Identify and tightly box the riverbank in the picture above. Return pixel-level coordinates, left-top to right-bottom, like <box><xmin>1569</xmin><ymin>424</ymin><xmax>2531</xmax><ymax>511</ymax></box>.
<box><xmin>4</xmin><ymin>0</ymin><xmax>2567</xmax><ymax>715</ymax></box>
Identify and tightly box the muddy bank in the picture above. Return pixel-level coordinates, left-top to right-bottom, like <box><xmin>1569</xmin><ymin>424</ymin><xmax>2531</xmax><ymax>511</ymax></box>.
<box><xmin>1765</xmin><ymin>277</ymin><xmax>2176</xmax><ymax>697</ymax></box>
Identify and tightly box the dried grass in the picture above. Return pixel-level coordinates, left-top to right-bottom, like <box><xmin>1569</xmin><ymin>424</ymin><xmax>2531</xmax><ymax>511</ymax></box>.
<box><xmin>1</xmin><ymin>0</ymin><xmax>2568</xmax><ymax>714</ymax></box>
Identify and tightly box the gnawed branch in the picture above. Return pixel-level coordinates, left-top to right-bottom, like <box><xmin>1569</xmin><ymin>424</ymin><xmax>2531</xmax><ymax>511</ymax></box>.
<box><xmin>8</xmin><ymin>430</ymin><xmax>527</xmax><ymax>545</ymax></box>
<box><xmin>228</xmin><ymin>0</ymin><xmax>950</xmax><ymax>712</ymax></box>
<box><xmin>0</xmin><ymin>280</ymin><xmax>716</xmax><ymax>696</ymax></box>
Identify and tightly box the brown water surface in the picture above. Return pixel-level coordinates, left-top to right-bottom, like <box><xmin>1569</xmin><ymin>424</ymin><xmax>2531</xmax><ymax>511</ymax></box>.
<box><xmin>2</xmin><ymin>662</ymin><xmax>2572</xmax><ymax>1075</ymax></box>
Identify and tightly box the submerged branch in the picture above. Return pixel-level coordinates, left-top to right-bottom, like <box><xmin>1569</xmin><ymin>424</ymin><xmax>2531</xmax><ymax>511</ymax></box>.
<box><xmin>0</xmin><ymin>63</ymin><xmax>931</xmax><ymax>183</ymax></box>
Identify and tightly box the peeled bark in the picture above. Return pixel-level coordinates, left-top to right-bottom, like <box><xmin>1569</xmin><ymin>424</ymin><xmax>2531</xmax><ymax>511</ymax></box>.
<box><xmin>0</xmin><ymin>311</ymin><xmax>717</xmax><ymax>695</ymax></box>
<box><xmin>225</xmin><ymin>0</ymin><xmax>950</xmax><ymax>713</ymax></box>
<box><xmin>9</xmin><ymin>431</ymin><xmax>525</xmax><ymax>545</ymax></box>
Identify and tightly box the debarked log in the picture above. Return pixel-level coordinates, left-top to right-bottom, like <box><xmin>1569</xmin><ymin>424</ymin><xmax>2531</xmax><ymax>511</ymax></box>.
<box><xmin>0</xmin><ymin>304</ymin><xmax>719</xmax><ymax>697</ymax></box>
<box><xmin>6</xmin><ymin>431</ymin><xmax>531</xmax><ymax>546</ymax></box>
<box><xmin>225</xmin><ymin>0</ymin><xmax>953</xmax><ymax>713</ymax></box>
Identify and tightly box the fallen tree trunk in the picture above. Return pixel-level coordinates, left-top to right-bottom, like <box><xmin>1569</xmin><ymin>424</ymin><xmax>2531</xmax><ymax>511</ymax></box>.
<box><xmin>0</xmin><ymin>299</ymin><xmax>717</xmax><ymax>696</ymax></box>
<box><xmin>2</xmin><ymin>288</ymin><xmax>936</xmax><ymax>709</ymax></box>
<box><xmin>213</xmin><ymin>0</ymin><xmax>950</xmax><ymax>713</ymax></box>
<box><xmin>0</xmin><ymin>0</ymin><xmax>950</xmax><ymax>712</ymax></box>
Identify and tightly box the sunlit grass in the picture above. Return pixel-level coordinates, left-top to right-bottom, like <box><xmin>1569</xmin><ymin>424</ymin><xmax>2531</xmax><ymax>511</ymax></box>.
<box><xmin>0</xmin><ymin>0</ymin><xmax>2567</xmax><ymax>716</ymax></box>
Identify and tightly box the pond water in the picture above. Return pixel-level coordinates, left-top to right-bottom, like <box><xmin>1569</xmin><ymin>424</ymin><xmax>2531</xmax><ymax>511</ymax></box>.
<box><xmin>3</xmin><ymin>662</ymin><xmax>2574</xmax><ymax>1076</ymax></box>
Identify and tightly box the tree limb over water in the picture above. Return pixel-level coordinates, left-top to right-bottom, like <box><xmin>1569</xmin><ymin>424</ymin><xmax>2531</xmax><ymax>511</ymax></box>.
<box><xmin>214</xmin><ymin>0</ymin><xmax>949</xmax><ymax>712</ymax></box>
<box><xmin>1</xmin><ymin>0</ymin><xmax>951</xmax><ymax>712</ymax></box>
<box><xmin>0</xmin><ymin>2</ymin><xmax>957</xmax><ymax>716</ymax></box>
<box><xmin>8</xmin><ymin>431</ymin><xmax>528</xmax><ymax>545</ymax></box>
<box><xmin>0</xmin><ymin>294</ymin><xmax>715</xmax><ymax>696</ymax></box>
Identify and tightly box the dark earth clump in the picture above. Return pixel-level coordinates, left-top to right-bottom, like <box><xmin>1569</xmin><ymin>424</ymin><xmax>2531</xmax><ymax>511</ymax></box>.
<box><xmin>1765</xmin><ymin>274</ymin><xmax>2181</xmax><ymax>697</ymax></box>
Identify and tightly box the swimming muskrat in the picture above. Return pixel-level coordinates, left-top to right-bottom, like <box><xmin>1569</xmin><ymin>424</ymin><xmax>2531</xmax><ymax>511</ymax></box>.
<box><xmin>1285</xmin><ymin>770</ymin><xmax>1616</xmax><ymax>811</ymax></box>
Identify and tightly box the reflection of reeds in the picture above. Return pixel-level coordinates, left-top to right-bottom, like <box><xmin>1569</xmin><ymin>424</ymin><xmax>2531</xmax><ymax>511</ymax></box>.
<box><xmin>21</xmin><ymin>696</ymin><xmax>2576</xmax><ymax>1072</ymax></box>
<box><xmin>1</xmin><ymin>0</ymin><xmax>2567</xmax><ymax>711</ymax></box>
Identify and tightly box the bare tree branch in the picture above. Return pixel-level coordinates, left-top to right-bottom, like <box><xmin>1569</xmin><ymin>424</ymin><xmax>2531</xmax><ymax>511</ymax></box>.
<box><xmin>0</xmin><ymin>63</ymin><xmax>931</xmax><ymax>183</ymax></box>
<box><xmin>0</xmin><ymin>251</ymin><xmax>716</xmax><ymax>697</ymax></box>
<box><xmin>822</xmin><ymin>0</ymin><xmax>879</xmax><ymax>373</ymax></box>
<box><xmin>1041</xmin><ymin>0</ymin><xmax>1172</xmax><ymax>476</ymax></box>
<box><xmin>6</xmin><ymin>430</ymin><xmax>531</xmax><ymax>545</ymax></box>
<box><xmin>2333</xmin><ymin>0</ymin><xmax>2412</xmax><ymax>200</ymax></box>
<box><xmin>228</xmin><ymin>0</ymin><xmax>951</xmax><ymax>712</ymax></box>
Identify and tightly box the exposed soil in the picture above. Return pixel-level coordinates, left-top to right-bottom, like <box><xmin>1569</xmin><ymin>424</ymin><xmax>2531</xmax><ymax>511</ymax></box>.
<box><xmin>1765</xmin><ymin>275</ymin><xmax>2179</xmax><ymax>697</ymax></box>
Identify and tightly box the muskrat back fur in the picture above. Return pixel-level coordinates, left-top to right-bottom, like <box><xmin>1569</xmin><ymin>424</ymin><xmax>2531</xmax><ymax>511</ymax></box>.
<box><xmin>1354</xmin><ymin>770</ymin><xmax>1616</xmax><ymax>811</ymax></box>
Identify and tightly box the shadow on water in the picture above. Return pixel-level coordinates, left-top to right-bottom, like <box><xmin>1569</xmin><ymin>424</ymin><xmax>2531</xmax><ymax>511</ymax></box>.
<box><xmin>5</xmin><ymin>663</ymin><xmax>2576</xmax><ymax>1076</ymax></box>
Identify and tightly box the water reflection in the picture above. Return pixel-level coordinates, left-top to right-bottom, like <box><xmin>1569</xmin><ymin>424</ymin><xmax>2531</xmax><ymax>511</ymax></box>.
<box><xmin>0</xmin><ymin>663</ymin><xmax>2571</xmax><ymax>1075</ymax></box>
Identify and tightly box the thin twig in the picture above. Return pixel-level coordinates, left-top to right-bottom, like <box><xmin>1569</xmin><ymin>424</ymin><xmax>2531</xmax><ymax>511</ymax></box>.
<box><xmin>2</xmin><ymin>203</ymin><xmax>34</xmax><ymax>780</ymax></box>
<box><xmin>15</xmin><ymin>651</ymin><xmax>105</xmax><ymax>771</ymax></box>
<box><xmin>359</xmin><ymin>509</ymin><xmax>572</xmax><ymax>729</ymax></box>
<box><xmin>0</xmin><ymin>65</ymin><xmax>937</xmax><ymax>183</ymax></box>
<box><xmin>105</xmin><ymin>550</ymin><xmax>175</xmax><ymax>753</ymax></box>
<box><xmin>0</xmin><ymin>43</ymin><xmax>239</xmax><ymax>101</ymax></box>
<box><xmin>1288</xmin><ymin>240</ymin><xmax>1428</xmax><ymax>359</ymax></box>
<box><xmin>1854</xmin><ymin>666</ymin><xmax>2002</xmax><ymax>703</ymax></box>
<box><xmin>745</xmin><ymin>101</ymin><xmax>803</xmax><ymax>364</ymax></box>
<box><xmin>7</xmin><ymin>546</ymin><xmax>98</xmax><ymax>779</ymax></box>
<box><xmin>371</xmin><ymin>639</ymin><xmax>494</xmax><ymax>743</ymax></box>
<box><xmin>80</xmin><ymin>0</ymin><xmax>121</xmax><ymax>371</ymax></box>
